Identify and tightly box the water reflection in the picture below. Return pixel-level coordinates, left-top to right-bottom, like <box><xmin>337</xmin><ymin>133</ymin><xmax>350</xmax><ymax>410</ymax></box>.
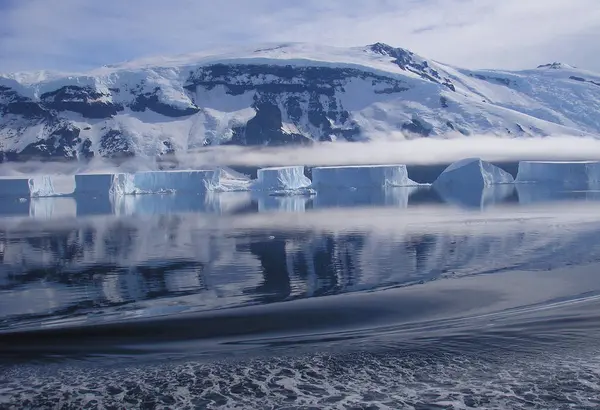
<box><xmin>434</xmin><ymin>184</ymin><xmax>516</xmax><ymax>209</ymax></box>
<box><xmin>2</xmin><ymin>191</ymin><xmax>600</xmax><ymax>331</ymax></box>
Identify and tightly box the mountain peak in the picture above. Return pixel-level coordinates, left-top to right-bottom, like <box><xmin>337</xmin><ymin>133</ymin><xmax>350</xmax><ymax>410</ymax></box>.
<box><xmin>537</xmin><ymin>62</ymin><xmax>575</xmax><ymax>70</ymax></box>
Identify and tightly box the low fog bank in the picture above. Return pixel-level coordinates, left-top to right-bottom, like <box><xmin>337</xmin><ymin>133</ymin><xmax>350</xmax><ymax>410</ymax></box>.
<box><xmin>3</xmin><ymin>135</ymin><xmax>600</xmax><ymax>176</ymax></box>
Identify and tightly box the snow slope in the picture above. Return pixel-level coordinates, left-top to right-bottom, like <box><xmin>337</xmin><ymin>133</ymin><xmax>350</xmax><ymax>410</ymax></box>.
<box><xmin>2</xmin><ymin>43</ymin><xmax>600</xmax><ymax>161</ymax></box>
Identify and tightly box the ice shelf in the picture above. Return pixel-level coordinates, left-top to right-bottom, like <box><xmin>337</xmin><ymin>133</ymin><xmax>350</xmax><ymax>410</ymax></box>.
<box><xmin>432</xmin><ymin>158</ymin><xmax>514</xmax><ymax>189</ymax></box>
<box><xmin>311</xmin><ymin>164</ymin><xmax>416</xmax><ymax>189</ymax></box>
<box><xmin>251</xmin><ymin>166</ymin><xmax>313</xmax><ymax>194</ymax></box>
<box><xmin>515</xmin><ymin>161</ymin><xmax>600</xmax><ymax>188</ymax></box>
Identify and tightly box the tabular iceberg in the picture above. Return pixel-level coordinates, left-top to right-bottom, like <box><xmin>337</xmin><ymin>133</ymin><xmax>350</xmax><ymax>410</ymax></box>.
<box><xmin>0</xmin><ymin>175</ymin><xmax>75</xmax><ymax>198</ymax></box>
<box><xmin>515</xmin><ymin>161</ymin><xmax>600</xmax><ymax>188</ymax></box>
<box><xmin>311</xmin><ymin>165</ymin><xmax>416</xmax><ymax>189</ymax></box>
<box><xmin>432</xmin><ymin>158</ymin><xmax>514</xmax><ymax>189</ymax></box>
<box><xmin>251</xmin><ymin>166</ymin><xmax>314</xmax><ymax>194</ymax></box>
<box><xmin>75</xmin><ymin>170</ymin><xmax>216</xmax><ymax>196</ymax></box>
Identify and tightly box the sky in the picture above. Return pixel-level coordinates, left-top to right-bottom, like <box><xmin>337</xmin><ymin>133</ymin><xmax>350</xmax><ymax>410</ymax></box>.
<box><xmin>0</xmin><ymin>0</ymin><xmax>599</xmax><ymax>73</ymax></box>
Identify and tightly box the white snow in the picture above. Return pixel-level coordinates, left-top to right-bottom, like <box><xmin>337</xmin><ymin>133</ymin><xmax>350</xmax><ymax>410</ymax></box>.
<box><xmin>0</xmin><ymin>175</ymin><xmax>75</xmax><ymax>198</ymax></box>
<box><xmin>251</xmin><ymin>166</ymin><xmax>314</xmax><ymax>194</ymax></box>
<box><xmin>311</xmin><ymin>164</ymin><xmax>416</xmax><ymax>189</ymax></box>
<box><xmin>515</xmin><ymin>161</ymin><xmax>600</xmax><ymax>187</ymax></box>
<box><xmin>432</xmin><ymin>158</ymin><xmax>514</xmax><ymax>189</ymax></box>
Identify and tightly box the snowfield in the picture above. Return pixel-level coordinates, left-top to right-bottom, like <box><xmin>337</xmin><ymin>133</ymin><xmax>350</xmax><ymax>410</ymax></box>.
<box><xmin>1</xmin><ymin>42</ymin><xmax>600</xmax><ymax>161</ymax></box>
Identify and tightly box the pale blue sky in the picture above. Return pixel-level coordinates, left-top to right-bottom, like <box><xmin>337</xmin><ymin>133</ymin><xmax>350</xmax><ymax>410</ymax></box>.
<box><xmin>1</xmin><ymin>0</ymin><xmax>599</xmax><ymax>73</ymax></box>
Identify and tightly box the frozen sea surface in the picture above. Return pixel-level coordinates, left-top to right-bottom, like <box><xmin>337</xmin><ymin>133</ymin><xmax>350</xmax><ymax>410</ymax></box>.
<box><xmin>1</xmin><ymin>180</ymin><xmax>600</xmax><ymax>409</ymax></box>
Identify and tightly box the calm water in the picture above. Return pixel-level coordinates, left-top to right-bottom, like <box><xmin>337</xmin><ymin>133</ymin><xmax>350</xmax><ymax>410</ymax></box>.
<box><xmin>2</xmin><ymin>184</ymin><xmax>600</xmax><ymax>409</ymax></box>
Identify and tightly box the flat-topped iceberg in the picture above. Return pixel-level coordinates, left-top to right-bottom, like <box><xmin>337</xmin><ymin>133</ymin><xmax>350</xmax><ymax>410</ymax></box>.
<box><xmin>515</xmin><ymin>161</ymin><xmax>600</xmax><ymax>188</ymax></box>
<box><xmin>311</xmin><ymin>164</ymin><xmax>416</xmax><ymax>189</ymax></box>
<box><xmin>251</xmin><ymin>166</ymin><xmax>314</xmax><ymax>195</ymax></box>
<box><xmin>75</xmin><ymin>170</ymin><xmax>216</xmax><ymax>196</ymax></box>
<box><xmin>432</xmin><ymin>158</ymin><xmax>514</xmax><ymax>189</ymax></box>
<box><xmin>0</xmin><ymin>175</ymin><xmax>75</xmax><ymax>198</ymax></box>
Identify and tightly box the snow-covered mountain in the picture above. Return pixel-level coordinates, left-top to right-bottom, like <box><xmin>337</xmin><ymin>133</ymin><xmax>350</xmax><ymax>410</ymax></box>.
<box><xmin>1</xmin><ymin>42</ymin><xmax>600</xmax><ymax>161</ymax></box>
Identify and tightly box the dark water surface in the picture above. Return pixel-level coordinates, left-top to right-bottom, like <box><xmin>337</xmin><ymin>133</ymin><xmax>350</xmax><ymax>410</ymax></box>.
<box><xmin>2</xmin><ymin>184</ymin><xmax>600</xmax><ymax>409</ymax></box>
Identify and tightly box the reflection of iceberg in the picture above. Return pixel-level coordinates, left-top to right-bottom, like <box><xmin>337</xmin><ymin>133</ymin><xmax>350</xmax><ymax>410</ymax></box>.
<box><xmin>433</xmin><ymin>158</ymin><xmax>514</xmax><ymax>189</ymax></box>
<box><xmin>516</xmin><ymin>161</ymin><xmax>600</xmax><ymax>188</ymax></box>
<box><xmin>312</xmin><ymin>164</ymin><xmax>416</xmax><ymax>189</ymax></box>
<box><xmin>0</xmin><ymin>175</ymin><xmax>75</xmax><ymax>198</ymax></box>
<box><xmin>255</xmin><ymin>193</ymin><xmax>310</xmax><ymax>213</ymax></box>
<box><xmin>312</xmin><ymin>187</ymin><xmax>414</xmax><ymax>209</ymax></box>
<box><xmin>29</xmin><ymin>198</ymin><xmax>77</xmax><ymax>219</ymax></box>
<box><xmin>517</xmin><ymin>184</ymin><xmax>600</xmax><ymax>204</ymax></box>
<box><xmin>435</xmin><ymin>184</ymin><xmax>515</xmax><ymax>209</ymax></box>
<box><xmin>114</xmin><ymin>192</ymin><xmax>254</xmax><ymax>216</ymax></box>
<box><xmin>251</xmin><ymin>166</ymin><xmax>313</xmax><ymax>195</ymax></box>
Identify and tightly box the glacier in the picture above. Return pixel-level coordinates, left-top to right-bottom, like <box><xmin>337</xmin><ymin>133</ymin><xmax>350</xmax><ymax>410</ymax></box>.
<box><xmin>432</xmin><ymin>158</ymin><xmax>514</xmax><ymax>190</ymax></box>
<box><xmin>2</xmin><ymin>42</ymin><xmax>600</xmax><ymax>161</ymax></box>
<box><xmin>311</xmin><ymin>165</ymin><xmax>416</xmax><ymax>189</ymax></box>
<box><xmin>515</xmin><ymin>161</ymin><xmax>600</xmax><ymax>188</ymax></box>
<box><xmin>251</xmin><ymin>166</ymin><xmax>314</xmax><ymax>195</ymax></box>
<box><xmin>0</xmin><ymin>175</ymin><xmax>75</xmax><ymax>198</ymax></box>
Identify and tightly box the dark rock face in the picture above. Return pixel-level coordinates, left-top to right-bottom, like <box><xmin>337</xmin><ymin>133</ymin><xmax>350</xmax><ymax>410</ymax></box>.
<box><xmin>40</xmin><ymin>86</ymin><xmax>123</xmax><ymax>118</ymax></box>
<box><xmin>368</xmin><ymin>43</ymin><xmax>456</xmax><ymax>91</ymax></box>
<box><xmin>130</xmin><ymin>87</ymin><xmax>200</xmax><ymax>117</ymax></box>
<box><xmin>0</xmin><ymin>44</ymin><xmax>454</xmax><ymax>160</ymax></box>
<box><xmin>469</xmin><ymin>73</ymin><xmax>513</xmax><ymax>87</ymax></box>
<box><xmin>99</xmin><ymin>130</ymin><xmax>134</xmax><ymax>158</ymax></box>
<box><xmin>186</xmin><ymin>64</ymin><xmax>390</xmax><ymax>145</ymax></box>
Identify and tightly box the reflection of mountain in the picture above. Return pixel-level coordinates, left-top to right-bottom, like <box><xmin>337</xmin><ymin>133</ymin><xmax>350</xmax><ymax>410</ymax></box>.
<box><xmin>3</xmin><ymin>202</ymin><xmax>600</xmax><ymax>331</ymax></box>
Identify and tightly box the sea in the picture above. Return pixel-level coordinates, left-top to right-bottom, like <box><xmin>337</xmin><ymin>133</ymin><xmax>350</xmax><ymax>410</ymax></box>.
<box><xmin>1</xmin><ymin>163</ymin><xmax>600</xmax><ymax>409</ymax></box>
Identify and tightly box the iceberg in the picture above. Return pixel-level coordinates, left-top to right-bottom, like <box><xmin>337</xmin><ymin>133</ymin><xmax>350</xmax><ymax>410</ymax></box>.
<box><xmin>0</xmin><ymin>175</ymin><xmax>75</xmax><ymax>198</ymax></box>
<box><xmin>432</xmin><ymin>158</ymin><xmax>514</xmax><ymax>189</ymax></box>
<box><xmin>75</xmin><ymin>170</ymin><xmax>216</xmax><ymax>196</ymax></box>
<box><xmin>515</xmin><ymin>161</ymin><xmax>600</xmax><ymax>188</ymax></box>
<box><xmin>204</xmin><ymin>167</ymin><xmax>252</xmax><ymax>192</ymax></box>
<box><xmin>311</xmin><ymin>164</ymin><xmax>416</xmax><ymax>189</ymax></box>
<box><xmin>251</xmin><ymin>166</ymin><xmax>314</xmax><ymax>194</ymax></box>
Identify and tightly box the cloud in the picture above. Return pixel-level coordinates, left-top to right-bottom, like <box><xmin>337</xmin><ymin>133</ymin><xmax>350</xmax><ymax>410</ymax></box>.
<box><xmin>0</xmin><ymin>0</ymin><xmax>599</xmax><ymax>72</ymax></box>
<box><xmin>3</xmin><ymin>135</ymin><xmax>600</xmax><ymax>176</ymax></box>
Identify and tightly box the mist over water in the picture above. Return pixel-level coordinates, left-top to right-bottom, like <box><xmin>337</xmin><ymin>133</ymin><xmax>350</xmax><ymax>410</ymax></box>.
<box><xmin>2</xmin><ymin>135</ymin><xmax>600</xmax><ymax>176</ymax></box>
